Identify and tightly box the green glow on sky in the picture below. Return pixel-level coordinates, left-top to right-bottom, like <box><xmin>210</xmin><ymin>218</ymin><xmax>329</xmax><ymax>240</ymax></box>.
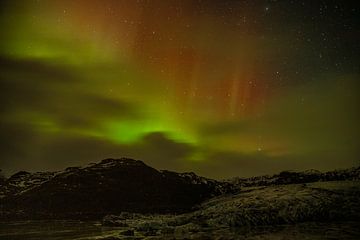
<box><xmin>104</xmin><ymin>117</ymin><xmax>198</xmax><ymax>145</ymax></box>
<box><xmin>0</xmin><ymin>0</ymin><xmax>359</xmax><ymax>178</ymax></box>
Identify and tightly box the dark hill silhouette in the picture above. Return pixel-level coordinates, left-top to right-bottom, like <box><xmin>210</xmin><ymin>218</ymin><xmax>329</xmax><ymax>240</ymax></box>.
<box><xmin>229</xmin><ymin>167</ymin><xmax>360</xmax><ymax>188</ymax></box>
<box><xmin>0</xmin><ymin>169</ymin><xmax>5</xmax><ymax>185</ymax></box>
<box><xmin>0</xmin><ymin>158</ymin><xmax>232</xmax><ymax>220</ymax></box>
<box><xmin>1</xmin><ymin>159</ymin><xmax>358</xmax><ymax>221</ymax></box>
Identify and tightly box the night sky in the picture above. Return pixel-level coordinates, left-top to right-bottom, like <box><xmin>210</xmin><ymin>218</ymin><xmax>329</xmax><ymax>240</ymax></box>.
<box><xmin>0</xmin><ymin>0</ymin><xmax>359</xmax><ymax>179</ymax></box>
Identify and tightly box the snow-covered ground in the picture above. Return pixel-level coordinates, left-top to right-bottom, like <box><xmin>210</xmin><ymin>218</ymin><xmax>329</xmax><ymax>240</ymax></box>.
<box><xmin>95</xmin><ymin>181</ymin><xmax>360</xmax><ymax>239</ymax></box>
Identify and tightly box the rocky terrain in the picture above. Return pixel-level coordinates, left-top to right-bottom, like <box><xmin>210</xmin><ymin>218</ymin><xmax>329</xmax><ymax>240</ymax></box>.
<box><xmin>228</xmin><ymin>167</ymin><xmax>360</xmax><ymax>188</ymax></box>
<box><xmin>0</xmin><ymin>170</ymin><xmax>56</xmax><ymax>198</ymax></box>
<box><xmin>0</xmin><ymin>158</ymin><xmax>233</xmax><ymax>220</ymax></box>
<box><xmin>1</xmin><ymin>160</ymin><xmax>359</xmax><ymax>239</ymax></box>
<box><xmin>95</xmin><ymin>181</ymin><xmax>360</xmax><ymax>239</ymax></box>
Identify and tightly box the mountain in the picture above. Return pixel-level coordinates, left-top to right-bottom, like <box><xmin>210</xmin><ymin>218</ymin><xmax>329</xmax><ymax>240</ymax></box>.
<box><xmin>1</xmin><ymin>159</ymin><xmax>358</xmax><ymax>222</ymax></box>
<box><xmin>0</xmin><ymin>158</ymin><xmax>232</xmax><ymax>220</ymax></box>
<box><xmin>0</xmin><ymin>170</ymin><xmax>5</xmax><ymax>188</ymax></box>
<box><xmin>0</xmin><ymin>170</ymin><xmax>56</xmax><ymax>198</ymax></box>
<box><xmin>229</xmin><ymin>167</ymin><xmax>360</xmax><ymax>188</ymax></box>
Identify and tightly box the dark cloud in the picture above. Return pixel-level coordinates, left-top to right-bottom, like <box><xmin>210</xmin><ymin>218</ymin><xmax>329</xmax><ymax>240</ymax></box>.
<box><xmin>0</xmin><ymin>129</ymin><xmax>196</xmax><ymax>177</ymax></box>
<box><xmin>0</xmin><ymin>57</ymin><xmax>141</xmax><ymax>128</ymax></box>
<box><xmin>0</xmin><ymin>56</ymin><xmax>146</xmax><ymax>174</ymax></box>
<box><xmin>132</xmin><ymin>132</ymin><xmax>195</xmax><ymax>171</ymax></box>
<box><xmin>0</xmin><ymin>122</ymin><xmax>37</xmax><ymax>171</ymax></box>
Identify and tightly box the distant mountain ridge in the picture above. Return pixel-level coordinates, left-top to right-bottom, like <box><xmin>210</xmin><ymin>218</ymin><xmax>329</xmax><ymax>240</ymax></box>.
<box><xmin>0</xmin><ymin>159</ymin><xmax>359</xmax><ymax>220</ymax></box>
<box><xmin>0</xmin><ymin>158</ymin><xmax>233</xmax><ymax>220</ymax></box>
<box><xmin>229</xmin><ymin>167</ymin><xmax>360</xmax><ymax>188</ymax></box>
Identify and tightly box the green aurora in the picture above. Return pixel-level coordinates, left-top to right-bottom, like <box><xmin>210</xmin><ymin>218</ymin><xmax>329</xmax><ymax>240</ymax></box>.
<box><xmin>0</xmin><ymin>0</ymin><xmax>359</xmax><ymax>178</ymax></box>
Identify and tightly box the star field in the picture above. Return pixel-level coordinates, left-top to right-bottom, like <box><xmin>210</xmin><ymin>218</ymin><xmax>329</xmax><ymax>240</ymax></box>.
<box><xmin>0</xmin><ymin>0</ymin><xmax>359</xmax><ymax>178</ymax></box>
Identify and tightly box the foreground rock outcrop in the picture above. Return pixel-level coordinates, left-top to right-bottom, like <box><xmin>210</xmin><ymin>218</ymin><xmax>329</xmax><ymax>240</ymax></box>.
<box><xmin>99</xmin><ymin>181</ymin><xmax>360</xmax><ymax>239</ymax></box>
<box><xmin>0</xmin><ymin>158</ymin><xmax>232</xmax><ymax>220</ymax></box>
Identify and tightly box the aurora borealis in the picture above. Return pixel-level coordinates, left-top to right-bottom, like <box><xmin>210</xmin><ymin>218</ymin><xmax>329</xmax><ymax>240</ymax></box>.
<box><xmin>0</xmin><ymin>0</ymin><xmax>359</xmax><ymax>178</ymax></box>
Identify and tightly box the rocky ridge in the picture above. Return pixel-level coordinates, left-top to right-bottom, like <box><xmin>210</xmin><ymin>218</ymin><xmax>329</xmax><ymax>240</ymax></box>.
<box><xmin>228</xmin><ymin>167</ymin><xmax>360</xmax><ymax>188</ymax></box>
<box><xmin>0</xmin><ymin>158</ymin><xmax>232</xmax><ymax>220</ymax></box>
<box><xmin>1</xmin><ymin>162</ymin><xmax>359</xmax><ymax>239</ymax></box>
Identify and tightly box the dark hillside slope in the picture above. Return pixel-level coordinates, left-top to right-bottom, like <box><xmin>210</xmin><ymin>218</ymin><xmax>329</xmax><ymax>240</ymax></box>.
<box><xmin>0</xmin><ymin>158</ymin><xmax>230</xmax><ymax>219</ymax></box>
